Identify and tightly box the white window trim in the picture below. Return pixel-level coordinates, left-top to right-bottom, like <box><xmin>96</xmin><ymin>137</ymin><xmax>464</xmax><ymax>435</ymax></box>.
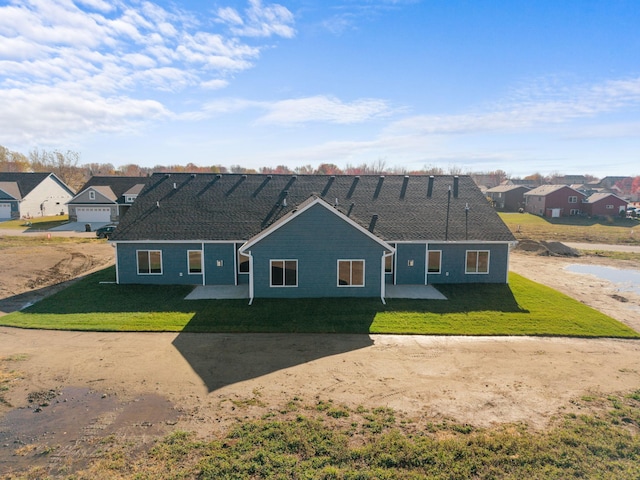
<box><xmin>568</xmin><ymin>196</ymin><xmax>577</xmax><ymax>203</ymax></box>
<box><xmin>187</xmin><ymin>250</ymin><xmax>203</xmax><ymax>275</ymax></box>
<box><xmin>136</xmin><ymin>249</ymin><xmax>163</xmax><ymax>275</ymax></box>
<box><xmin>337</xmin><ymin>259</ymin><xmax>365</xmax><ymax>287</ymax></box>
<box><xmin>89</xmin><ymin>190</ymin><xmax>96</xmax><ymax>200</ymax></box>
<box><xmin>270</xmin><ymin>259</ymin><xmax>298</xmax><ymax>287</ymax></box>
<box><xmin>465</xmin><ymin>250</ymin><xmax>490</xmax><ymax>275</ymax></box>
<box><xmin>427</xmin><ymin>250</ymin><xmax>442</xmax><ymax>274</ymax></box>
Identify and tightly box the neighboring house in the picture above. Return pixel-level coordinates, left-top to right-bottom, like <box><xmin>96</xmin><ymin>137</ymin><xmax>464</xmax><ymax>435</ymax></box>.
<box><xmin>596</xmin><ymin>176</ymin><xmax>631</xmax><ymax>189</ymax></box>
<box><xmin>485</xmin><ymin>185</ymin><xmax>530</xmax><ymax>212</ymax></box>
<box><xmin>110</xmin><ymin>173</ymin><xmax>516</xmax><ymax>302</ymax></box>
<box><xmin>0</xmin><ymin>172</ymin><xmax>74</xmax><ymax>220</ymax></box>
<box><xmin>584</xmin><ymin>193</ymin><xmax>627</xmax><ymax>217</ymax></box>
<box><xmin>523</xmin><ymin>185</ymin><xmax>587</xmax><ymax>217</ymax></box>
<box><xmin>67</xmin><ymin>176</ymin><xmax>147</xmax><ymax>223</ymax></box>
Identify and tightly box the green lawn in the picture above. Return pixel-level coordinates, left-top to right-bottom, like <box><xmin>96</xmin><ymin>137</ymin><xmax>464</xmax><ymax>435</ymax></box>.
<box><xmin>0</xmin><ymin>214</ymin><xmax>69</xmax><ymax>230</ymax></box>
<box><xmin>499</xmin><ymin>212</ymin><xmax>640</xmax><ymax>245</ymax></box>
<box><xmin>1</xmin><ymin>266</ymin><xmax>636</xmax><ymax>337</ymax></box>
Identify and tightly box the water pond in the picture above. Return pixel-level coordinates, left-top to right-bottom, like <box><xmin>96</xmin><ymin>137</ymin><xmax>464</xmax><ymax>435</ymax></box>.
<box><xmin>565</xmin><ymin>264</ymin><xmax>640</xmax><ymax>295</ymax></box>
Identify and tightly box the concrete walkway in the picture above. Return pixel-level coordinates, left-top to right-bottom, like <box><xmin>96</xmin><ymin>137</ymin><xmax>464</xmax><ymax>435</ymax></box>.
<box><xmin>385</xmin><ymin>284</ymin><xmax>447</xmax><ymax>299</ymax></box>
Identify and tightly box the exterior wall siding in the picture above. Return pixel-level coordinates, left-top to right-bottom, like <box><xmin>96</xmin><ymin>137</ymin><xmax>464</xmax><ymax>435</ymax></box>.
<box><xmin>427</xmin><ymin>243</ymin><xmax>510</xmax><ymax>284</ymax></box>
<box><xmin>204</xmin><ymin>243</ymin><xmax>236</xmax><ymax>285</ymax></box>
<box><xmin>395</xmin><ymin>243</ymin><xmax>426</xmax><ymax>284</ymax></box>
<box><xmin>247</xmin><ymin>204</ymin><xmax>386</xmax><ymax>298</ymax></box>
<box><xmin>21</xmin><ymin>177</ymin><xmax>72</xmax><ymax>218</ymax></box>
<box><xmin>588</xmin><ymin>199</ymin><xmax>627</xmax><ymax>217</ymax></box>
<box><xmin>117</xmin><ymin>242</ymin><xmax>234</xmax><ymax>285</ymax></box>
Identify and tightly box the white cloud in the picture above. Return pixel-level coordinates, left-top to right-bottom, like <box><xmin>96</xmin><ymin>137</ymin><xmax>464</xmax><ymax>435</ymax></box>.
<box><xmin>257</xmin><ymin>95</ymin><xmax>395</xmax><ymax>125</ymax></box>
<box><xmin>0</xmin><ymin>0</ymin><xmax>295</xmax><ymax>145</ymax></box>
<box><xmin>388</xmin><ymin>76</ymin><xmax>640</xmax><ymax>136</ymax></box>
<box><xmin>216</xmin><ymin>0</ymin><xmax>295</xmax><ymax>38</ymax></box>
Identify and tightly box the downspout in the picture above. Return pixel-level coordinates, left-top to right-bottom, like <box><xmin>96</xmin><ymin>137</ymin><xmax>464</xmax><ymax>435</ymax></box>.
<box><xmin>201</xmin><ymin>242</ymin><xmax>205</xmax><ymax>286</ymax></box>
<box><xmin>381</xmin><ymin>250</ymin><xmax>394</xmax><ymax>305</ymax></box>
<box><xmin>113</xmin><ymin>242</ymin><xmax>119</xmax><ymax>284</ymax></box>
<box><xmin>247</xmin><ymin>251</ymin><xmax>254</xmax><ymax>305</ymax></box>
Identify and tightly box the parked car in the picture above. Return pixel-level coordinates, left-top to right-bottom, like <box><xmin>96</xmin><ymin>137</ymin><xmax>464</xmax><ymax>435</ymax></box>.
<box><xmin>95</xmin><ymin>224</ymin><xmax>117</xmax><ymax>239</ymax></box>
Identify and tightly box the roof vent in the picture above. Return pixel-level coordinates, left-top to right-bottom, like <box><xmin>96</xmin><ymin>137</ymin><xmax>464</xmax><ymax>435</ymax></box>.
<box><xmin>283</xmin><ymin>198</ymin><xmax>287</xmax><ymax>207</ymax></box>
<box><xmin>173</xmin><ymin>182</ymin><xmax>177</xmax><ymax>189</ymax></box>
<box><xmin>427</xmin><ymin>176</ymin><xmax>434</xmax><ymax>197</ymax></box>
<box><xmin>400</xmin><ymin>175</ymin><xmax>409</xmax><ymax>199</ymax></box>
<box><xmin>334</xmin><ymin>198</ymin><xmax>339</xmax><ymax>207</ymax></box>
<box><xmin>368</xmin><ymin>214</ymin><xmax>378</xmax><ymax>232</ymax></box>
<box><xmin>156</xmin><ymin>201</ymin><xmax>160</xmax><ymax>208</ymax></box>
<box><xmin>453</xmin><ymin>176</ymin><xmax>459</xmax><ymax>198</ymax></box>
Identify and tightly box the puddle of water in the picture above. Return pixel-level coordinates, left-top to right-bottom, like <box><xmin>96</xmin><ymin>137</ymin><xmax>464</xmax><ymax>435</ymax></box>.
<box><xmin>0</xmin><ymin>386</ymin><xmax>179</xmax><ymax>476</ymax></box>
<box><xmin>565</xmin><ymin>264</ymin><xmax>640</xmax><ymax>295</ymax></box>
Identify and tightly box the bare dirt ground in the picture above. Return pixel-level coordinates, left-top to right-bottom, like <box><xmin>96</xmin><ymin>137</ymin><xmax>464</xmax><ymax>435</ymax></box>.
<box><xmin>0</xmin><ymin>238</ymin><xmax>639</xmax><ymax>475</ymax></box>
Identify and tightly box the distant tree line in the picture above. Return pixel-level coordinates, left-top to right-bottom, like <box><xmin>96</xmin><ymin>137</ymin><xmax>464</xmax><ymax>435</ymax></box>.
<box><xmin>1</xmin><ymin>145</ymin><xmax>638</xmax><ymax>195</ymax></box>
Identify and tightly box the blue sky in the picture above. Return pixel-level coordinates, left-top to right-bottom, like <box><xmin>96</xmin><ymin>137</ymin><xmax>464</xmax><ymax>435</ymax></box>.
<box><xmin>0</xmin><ymin>0</ymin><xmax>639</xmax><ymax>178</ymax></box>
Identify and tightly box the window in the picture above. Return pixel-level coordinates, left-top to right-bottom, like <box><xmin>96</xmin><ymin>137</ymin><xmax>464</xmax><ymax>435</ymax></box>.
<box><xmin>137</xmin><ymin>250</ymin><xmax>162</xmax><ymax>275</ymax></box>
<box><xmin>89</xmin><ymin>191</ymin><xmax>95</xmax><ymax>200</ymax></box>
<box><xmin>385</xmin><ymin>254</ymin><xmax>393</xmax><ymax>274</ymax></box>
<box><xmin>338</xmin><ymin>260</ymin><xmax>365</xmax><ymax>287</ymax></box>
<box><xmin>428</xmin><ymin>251</ymin><xmax>441</xmax><ymax>273</ymax></box>
<box><xmin>465</xmin><ymin>250</ymin><xmax>489</xmax><ymax>274</ymax></box>
<box><xmin>270</xmin><ymin>260</ymin><xmax>298</xmax><ymax>287</ymax></box>
<box><xmin>407</xmin><ymin>259</ymin><xmax>414</xmax><ymax>267</ymax></box>
<box><xmin>216</xmin><ymin>260</ymin><xmax>224</xmax><ymax>267</ymax></box>
<box><xmin>188</xmin><ymin>250</ymin><xmax>202</xmax><ymax>274</ymax></box>
<box><xmin>238</xmin><ymin>250</ymin><xmax>249</xmax><ymax>273</ymax></box>
<box><xmin>605</xmin><ymin>204</ymin><xmax>614</xmax><ymax>210</ymax></box>
<box><xmin>125</xmin><ymin>195</ymin><xmax>136</xmax><ymax>203</ymax></box>
<box><xmin>570</xmin><ymin>209</ymin><xmax>580</xmax><ymax>215</ymax></box>
<box><xmin>568</xmin><ymin>196</ymin><xmax>577</xmax><ymax>203</ymax></box>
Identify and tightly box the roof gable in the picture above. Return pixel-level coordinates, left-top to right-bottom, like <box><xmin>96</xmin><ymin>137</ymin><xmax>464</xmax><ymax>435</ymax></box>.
<box><xmin>524</xmin><ymin>185</ymin><xmax>586</xmax><ymax>197</ymax></box>
<box><xmin>0</xmin><ymin>172</ymin><xmax>59</xmax><ymax>197</ymax></box>
<box><xmin>241</xmin><ymin>196</ymin><xmax>394</xmax><ymax>252</ymax></box>
<box><xmin>0</xmin><ymin>181</ymin><xmax>21</xmax><ymax>200</ymax></box>
<box><xmin>73</xmin><ymin>176</ymin><xmax>148</xmax><ymax>202</ymax></box>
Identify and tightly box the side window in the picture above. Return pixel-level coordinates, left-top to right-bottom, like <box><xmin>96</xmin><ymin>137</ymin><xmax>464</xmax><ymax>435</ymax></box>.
<box><xmin>465</xmin><ymin>250</ymin><xmax>489</xmax><ymax>274</ymax></box>
<box><xmin>338</xmin><ymin>260</ymin><xmax>365</xmax><ymax>287</ymax></box>
<box><xmin>238</xmin><ymin>250</ymin><xmax>249</xmax><ymax>273</ymax></box>
<box><xmin>89</xmin><ymin>190</ymin><xmax>95</xmax><ymax>200</ymax></box>
<box><xmin>137</xmin><ymin>250</ymin><xmax>162</xmax><ymax>275</ymax></box>
<box><xmin>188</xmin><ymin>250</ymin><xmax>202</xmax><ymax>274</ymax></box>
<box><xmin>427</xmin><ymin>250</ymin><xmax>441</xmax><ymax>273</ymax></box>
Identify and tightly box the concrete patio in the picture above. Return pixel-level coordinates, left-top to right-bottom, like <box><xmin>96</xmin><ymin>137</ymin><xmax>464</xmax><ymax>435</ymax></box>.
<box><xmin>185</xmin><ymin>284</ymin><xmax>446</xmax><ymax>300</ymax></box>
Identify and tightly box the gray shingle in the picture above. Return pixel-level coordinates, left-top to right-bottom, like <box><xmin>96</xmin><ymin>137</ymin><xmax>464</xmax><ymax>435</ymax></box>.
<box><xmin>111</xmin><ymin>173</ymin><xmax>515</xmax><ymax>243</ymax></box>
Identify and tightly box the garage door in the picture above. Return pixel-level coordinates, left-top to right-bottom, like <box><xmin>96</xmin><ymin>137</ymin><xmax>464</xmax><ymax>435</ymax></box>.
<box><xmin>0</xmin><ymin>203</ymin><xmax>11</xmax><ymax>220</ymax></box>
<box><xmin>76</xmin><ymin>207</ymin><xmax>111</xmax><ymax>222</ymax></box>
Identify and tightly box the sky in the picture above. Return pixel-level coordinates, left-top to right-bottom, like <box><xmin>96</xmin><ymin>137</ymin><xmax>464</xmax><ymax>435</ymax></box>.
<box><xmin>0</xmin><ymin>0</ymin><xmax>639</xmax><ymax>178</ymax></box>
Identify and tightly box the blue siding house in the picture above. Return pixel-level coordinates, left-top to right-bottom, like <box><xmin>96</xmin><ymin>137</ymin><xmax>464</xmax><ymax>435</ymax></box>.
<box><xmin>111</xmin><ymin>173</ymin><xmax>516</xmax><ymax>302</ymax></box>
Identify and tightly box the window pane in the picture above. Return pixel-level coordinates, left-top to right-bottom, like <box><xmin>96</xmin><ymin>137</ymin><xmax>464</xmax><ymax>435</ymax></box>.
<box><xmin>150</xmin><ymin>251</ymin><xmax>162</xmax><ymax>274</ymax></box>
<box><xmin>477</xmin><ymin>251</ymin><xmax>489</xmax><ymax>273</ymax></box>
<box><xmin>189</xmin><ymin>251</ymin><xmax>202</xmax><ymax>273</ymax></box>
<box><xmin>466</xmin><ymin>251</ymin><xmax>477</xmax><ymax>272</ymax></box>
<box><xmin>385</xmin><ymin>254</ymin><xmax>393</xmax><ymax>273</ymax></box>
<box><xmin>352</xmin><ymin>260</ymin><xmax>364</xmax><ymax>286</ymax></box>
<box><xmin>137</xmin><ymin>251</ymin><xmax>149</xmax><ymax>274</ymax></box>
<box><xmin>428</xmin><ymin>251</ymin><xmax>441</xmax><ymax>273</ymax></box>
<box><xmin>338</xmin><ymin>261</ymin><xmax>350</xmax><ymax>285</ymax></box>
<box><xmin>238</xmin><ymin>252</ymin><xmax>249</xmax><ymax>273</ymax></box>
<box><xmin>284</xmin><ymin>261</ymin><xmax>297</xmax><ymax>286</ymax></box>
<box><xmin>271</xmin><ymin>261</ymin><xmax>284</xmax><ymax>286</ymax></box>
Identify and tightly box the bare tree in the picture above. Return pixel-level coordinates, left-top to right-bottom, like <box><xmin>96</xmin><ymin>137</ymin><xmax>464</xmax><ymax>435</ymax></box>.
<box><xmin>29</xmin><ymin>148</ymin><xmax>85</xmax><ymax>191</ymax></box>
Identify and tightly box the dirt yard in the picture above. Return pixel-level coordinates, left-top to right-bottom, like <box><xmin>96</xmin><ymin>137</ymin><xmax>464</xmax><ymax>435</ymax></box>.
<box><xmin>1</xmin><ymin>237</ymin><xmax>639</xmax><ymax>474</ymax></box>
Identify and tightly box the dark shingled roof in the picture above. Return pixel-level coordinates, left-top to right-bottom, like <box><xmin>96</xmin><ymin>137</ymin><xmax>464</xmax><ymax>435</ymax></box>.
<box><xmin>0</xmin><ymin>172</ymin><xmax>60</xmax><ymax>198</ymax></box>
<box><xmin>111</xmin><ymin>173</ymin><xmax>516</xmax><ymax>243</ymax></box>
<box><xmin>70</xmin><ymin>176</ymin><xmax>148</xmax><ymax>203</ymax></box>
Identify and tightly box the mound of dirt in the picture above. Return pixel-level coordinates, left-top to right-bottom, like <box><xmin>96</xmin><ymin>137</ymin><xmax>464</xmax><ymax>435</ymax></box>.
<box><xmin>515</xmin><ymin>239</ymin><xmax>580</xmax><ymax>257</ymax></box>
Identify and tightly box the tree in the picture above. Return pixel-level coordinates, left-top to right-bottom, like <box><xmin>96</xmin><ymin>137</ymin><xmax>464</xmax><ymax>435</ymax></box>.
<box><xmin>29</xmin><ymin>148</ymin><xmax>85</xmax><ymax>191</ymax></box>
<box><xmin>0</xmin><ymin>145</ymin><xmax>30</xmax><ymax>172</ymax></box>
